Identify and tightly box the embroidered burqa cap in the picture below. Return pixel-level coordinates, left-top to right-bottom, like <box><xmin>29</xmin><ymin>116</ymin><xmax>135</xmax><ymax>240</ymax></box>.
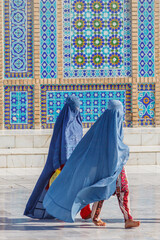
<box><xmin>43</xmin><ymin>100</ymin><xmax>129</xmax><ymax>222</ymax></box>
<box><xmin>24</xmin><ymin>95</ymin><xmax>83</xmax><ymax>219</ymax></box>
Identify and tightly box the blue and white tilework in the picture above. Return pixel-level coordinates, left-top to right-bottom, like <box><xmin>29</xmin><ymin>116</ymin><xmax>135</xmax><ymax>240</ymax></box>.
<box><xmin>40</xmin><ymin>0</ymin><xmax>57</xmax><ymax>78</ymax></box>
<box><xmin>138</xmin><ymin>0</ymin><xmax>155</xmax><ymax>77</ymax></box>
<box><xmin>46</xmin><ymin>90</ymin><xmax>125</xmax><ymax>124</ymax></box>
<box><xmin>10</xmin><ymin>91</ymin><xmax>28</xmax><ymax>124</ymax></box>
<box><xmin>41</xmin><ymin>84</ymin><xmax>132</xmax><ymax>128</ymax></box>
<box><xmin>138</xmin><ymin>84</ymin><xmax>155</xmax><ymax>126</ymax></box>
<box><xmin>4</xmin><ymin>86</ymin><xmax>34</xmax><ymax>129</ymax></box>
<box><xmin>63</xmin><ymin>0</ymin><xmax>132</xmax><ymax>78</ymax></box>
<box><xmin>4</xmin><ymin>0</ymin><xmax>33</xmax><ymax>78</ymax></box>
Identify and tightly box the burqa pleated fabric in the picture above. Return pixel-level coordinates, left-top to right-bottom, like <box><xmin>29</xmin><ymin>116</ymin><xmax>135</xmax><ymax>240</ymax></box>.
<box><xmin>24</xmin><ymin>96</ymin><xmax>83</xmax><ymax>219</ymax></box>
<box><xmin>43</xmin><ymin>100</ymin><xmax>129</xmax><ymax>222</ymax></box>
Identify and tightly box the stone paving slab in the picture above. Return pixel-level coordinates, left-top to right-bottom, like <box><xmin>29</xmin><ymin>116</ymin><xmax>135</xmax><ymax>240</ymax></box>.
<box><xmin>0</xmin><ymin>166</ymin><xmax>160</xmax><ymax>240</ymax></box>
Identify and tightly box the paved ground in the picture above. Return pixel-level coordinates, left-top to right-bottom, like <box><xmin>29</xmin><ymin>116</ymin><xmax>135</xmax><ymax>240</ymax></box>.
<box><xmin>0</xmin><ymin>166</ymin><xmax>160</xmax><ymax>240</ymax></box>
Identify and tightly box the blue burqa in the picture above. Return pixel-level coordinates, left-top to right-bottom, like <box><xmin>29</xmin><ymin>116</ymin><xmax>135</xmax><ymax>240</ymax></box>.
<box><xmin>24</xmin><ymin>96</ymin><xmax>83</xmax><ymax>219</ymax></box>
<box><xmin>43</xmin><ymin>100</ymin><xmax>129</xmax><ymax>222</ymax></box>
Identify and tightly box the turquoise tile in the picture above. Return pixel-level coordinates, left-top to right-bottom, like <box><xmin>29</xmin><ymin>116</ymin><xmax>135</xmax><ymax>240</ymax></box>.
<box><xmin>63</xmin><ymin>0</ymin><xmax>131</xmax><ymax>78</ymax></box>
<box><xmin>40</xmin><ymin>0</ymin><xmax>57</xmax><ymax>78</ymax></box>
<box><xmin>138</xmin><ymin>0</ymin><xmax>155</xmax><ymax>77</ymax></box>
<box><xmin>4</xmin><ymin>0</ymin><xmax>33</xmax><ymax>78</ymax></box>
<box><xmin>4</xmin><ymin>86</ymin><xmax>34</xmax><ymax>129</ymax></box>
<box><xmin>138</xmin><ymin>84</ymin><xmax>155</xmax><ymax>126</ymax></box>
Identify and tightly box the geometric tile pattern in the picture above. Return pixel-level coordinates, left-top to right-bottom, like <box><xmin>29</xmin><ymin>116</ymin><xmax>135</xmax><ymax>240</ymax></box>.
<box><xmin>10</xmin><ymin>91</ymin><xmax>28</xmax><ymax>124</ymax></box>
<box><xmin>40</xmin><ymin>0</ymin><xmax>57</xmax><ymax>78</ymax></box>
<box><xmin>63</xmin><ymin>0</ymin><xmax>132</xmax><ymax>78</ymax></box>
<box><xmin>4</xmin><ymin>0</ymin><xmax>33</xmax><ymax>78</ymax></box>
<box><xmin>4</xmin><ymin>86</ymin><xmax>34</xmax><ymax>129</ymax></box>
<box><xmin>41</xmin><ymin>84</ymin><xmax>132</xmax><ymax>128</ymax></box>
<box><xmin>138</xmin><ymin>0</ymin><xmax>155</xmax><ymax>77</ymax></box>
<box><xmin>138</xmin><ymin>84</ymin><xmax>155</xmax><ymax>126</ymax></box>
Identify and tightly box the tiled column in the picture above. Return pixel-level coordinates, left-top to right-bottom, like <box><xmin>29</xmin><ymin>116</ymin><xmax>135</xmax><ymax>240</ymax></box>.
<box><xmin>155</xmin><ymin>0</ymin><xmax>160</xmax><ymax>127</ymax></box>
<box><xmin>132</xmin><ymin>0</ymin><xmax>138</xmax><ymax>126</ymax></box>
<box><xmin>155</xmin><ymin>0</ymin><xmax>160</xmax><ymax>77</ymax></box>
<box><xmin>132</xmin><ymin>0</ymin><xmax>138</xmax><ymax>80</ymax></box>
<box><xmin>34</xmin><ymin>0</ymin><xmax>41</xmax><ymax>129</ymax></box>
<box><xmin>0</xmin><ymin>1</ymin><xmax>3</xmax><ymax>129</ymax></box>
<box><xmin>57</xmin><ymin>0</ymin><xmax>63</xmax><ymax>82</ymax></box>
<box><xmin>155</xmin><ymin>82</ymin><xmax>160</xmax><ymax>126</ymax></box>
<box><xmin>132</xmin><ymin>83</ymin><xmax>138</xmax><ymax>127</ymax></box>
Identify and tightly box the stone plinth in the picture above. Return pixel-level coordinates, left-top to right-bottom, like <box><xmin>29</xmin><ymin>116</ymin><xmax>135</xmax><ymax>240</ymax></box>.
<box><xmin>0</xmin><ymin>128</ymin><xmax>160</xmax><ymax>167</ymax></box>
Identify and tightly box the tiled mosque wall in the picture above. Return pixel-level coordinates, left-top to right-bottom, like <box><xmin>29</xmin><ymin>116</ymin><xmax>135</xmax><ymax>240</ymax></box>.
<box><xmin>0</xmin><ymin>0</ymin><xmax>160</xmax><ymax>130</ymax></box>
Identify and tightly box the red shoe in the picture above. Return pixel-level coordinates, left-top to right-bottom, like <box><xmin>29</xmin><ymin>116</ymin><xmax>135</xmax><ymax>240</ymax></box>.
<box><xmin>80</xmin><ymin>205</ymin><xmax>92</xmax><ymax>219</ymax></box>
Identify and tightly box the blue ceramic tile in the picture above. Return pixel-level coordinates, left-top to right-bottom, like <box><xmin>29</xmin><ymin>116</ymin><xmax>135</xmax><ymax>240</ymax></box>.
<box><xmin>138</xmin><ymin>0</ymin><xmax>155</xmax><ymax>77</ymax></box>
<box><xmin>63</xmin><ymin>0</ymin><xmax>132</xmax><ymax>78</ymax></box>
<box><xmin>4</xmin><ymin>85</ymin><xmax>34</xmax><ymax>129</ymax></box>
<box><xmin>40</xmin><ymin>0</ymin><xmax>57</xmax><ymax>78</ymax></box>
<box><xmin>41</xmin><ymin>84</ymin><xmax>132</xmax><ymax>128</ymax></box>
<box><xmin>4</xmin><ymin>0</ymin><xmax>33</xmax><ymax>78</ymax></box>
<box><xmin>138</xmin><ymin>84</ymin><xmax>155</xmax><ymax>126</ymax></box>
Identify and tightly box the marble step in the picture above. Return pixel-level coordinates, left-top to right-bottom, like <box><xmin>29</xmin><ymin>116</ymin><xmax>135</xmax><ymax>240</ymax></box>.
<box><xmin>0</xmin><ymin>146</ymin><xmax>160</xmax><ymax>167</ymax></box>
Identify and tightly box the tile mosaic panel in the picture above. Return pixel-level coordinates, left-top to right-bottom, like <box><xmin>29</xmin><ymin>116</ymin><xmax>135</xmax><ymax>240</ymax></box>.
<box><xmin>4</xmin><ymin>0</ymin><xmax>33</xmax><ymax>78</ymax></box>
<box><xmin>41</xmin><ymin>84</ymin><xmax>132</xmax><ymax>128</ymax></box>
<box><xmin>63</xmin><ymin>0</ymin><xmax>132</xmax><ymax>78</ymax></box>
<box><xmin>138</xmin><ymin>0</ymin><xmax>155</xmax><ymax>77</ymax></box>
<box><xmin>40</xmin><ymin>0</ymin><xmax>57</xmax><ymax>78</ymax></box>
<box><xmin>10</xmin><ymin>91</ymin><xmax>28</xmax><ymax>124</ymax></box>
<box><xmin>138</xmin><ymin>84</ymin><xmax>155</xmax><ymax>126</ymax></box>
<box><xmin>4</xmin><ymin>86</ymin><xmax>34</xmax><ymax>129</ymax></box>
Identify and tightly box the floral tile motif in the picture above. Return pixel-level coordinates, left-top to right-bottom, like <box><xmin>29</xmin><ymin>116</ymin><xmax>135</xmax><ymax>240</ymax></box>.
<box><xmin>40</xmin><ymin>0</ymin><xmax>57</xmax><ymax>78</ymax></box>
<box><xmin>4</xmin><ymin>0</ymin><xmax>33</xmax><ymax>78</ymax></box>
<box><xmin>63</xmin><ymin>0</ymin><xmax>131</xmax><ymax>78</ymax></box>
<box><xmin>138</xmin><ymin>84</ymin><xmax>155</xmax><ymax>126</ymax></box>
<box><xmin>138</xmin><ymin>0</ymin><xmax>155</xmax><ymax>77</ymax></box>
<box><xmin>41</xmin><ymin>84</ymin><xmax>132</xmax><ymax>128</ymax></box>
<box><xmin>4</xmin><ymin>86</ymin><xmax>34</xmax><ymax>129</ymax></box>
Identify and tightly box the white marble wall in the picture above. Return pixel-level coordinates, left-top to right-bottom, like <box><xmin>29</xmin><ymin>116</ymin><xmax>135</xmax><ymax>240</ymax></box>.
<box><xmin>123</xmin><ymin>128</ymin><xmax>160</xmax><ymax>146</ymax></box>
<box><xmin>0</xmin><ymin>130</ymin><xmax>52</xmax><ymax>149</ymax></box>
<box><xmin>0</xmin><ymin>128</ymin><xmax>160</xmax><ymax>167</ymax></box>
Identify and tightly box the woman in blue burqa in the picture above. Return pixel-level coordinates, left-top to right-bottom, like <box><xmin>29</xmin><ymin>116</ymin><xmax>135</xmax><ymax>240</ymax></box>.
<box><xmin>24</xmin><ymin>95</ymin><xmax>91</xmax><ymax>219</ymax></box>
<box><xmin>43</xmin><ymin>100</ymin><xmax>140</xmax><ymax>228</ymax></box>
